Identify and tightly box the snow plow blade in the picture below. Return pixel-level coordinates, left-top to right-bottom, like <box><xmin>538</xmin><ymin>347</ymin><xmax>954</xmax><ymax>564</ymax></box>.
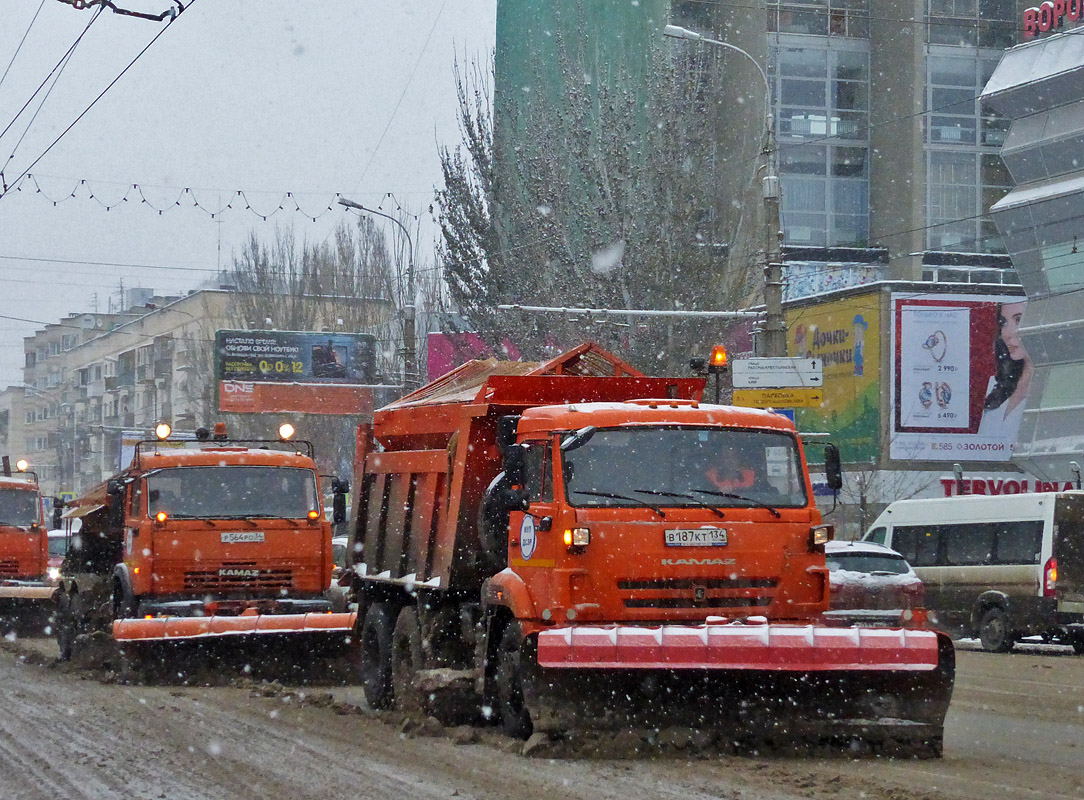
<box><xmin>527</xmin><ymin>623</ymin><xmax>955</xmax><ymax>755</ymax></box>
<box><xmin>112</xmin><ymin>611</ymin><xmax>357</xmax><ymax>641</ymax></box>
<box><xmin>0</xmin><ymin>585</ymin><xmax>54</xmax><ymax>600</ymax></box>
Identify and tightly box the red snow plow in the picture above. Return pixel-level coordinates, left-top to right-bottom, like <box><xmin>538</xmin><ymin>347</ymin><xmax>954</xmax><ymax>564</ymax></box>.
<box><xmin>343</xmin><ymin>343</ymin><xmax>954</xmax><ymax>753</ymax></box>
<box><xmin>54</xmin><ymin>423</ymin><xmax>353</xmax><ymax>660</ymax></box>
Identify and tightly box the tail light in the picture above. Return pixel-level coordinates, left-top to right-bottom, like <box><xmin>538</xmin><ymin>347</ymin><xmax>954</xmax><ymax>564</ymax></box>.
<box><xmin>902</xmin><ymin>579</ymin><xmax>925</xmax><ymax>608</ymax></box>
<box><xmin>1044</xmin><ymin>557</ymin><xmax>1058</xmax><ymax>597</ymax></box>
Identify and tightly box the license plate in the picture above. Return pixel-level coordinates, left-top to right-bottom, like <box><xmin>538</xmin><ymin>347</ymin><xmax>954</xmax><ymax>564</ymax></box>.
<box><xmin>665</xmin><ymin>528</ymin><xmax>727</xmax><ymax>547</ymax></box>
<box><xmin>221</xmin><ymin>532</ymin><xmax>265</xmax><ymax>543</ymax></box>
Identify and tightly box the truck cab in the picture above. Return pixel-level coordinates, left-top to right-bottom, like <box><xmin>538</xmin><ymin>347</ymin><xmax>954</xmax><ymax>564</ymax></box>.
<box><xmin>494</xmin><ymin>401</ymin><xmax>831</xmax><ymax>629</ymax></box>
<box><xmin>56</xmin><ymin>425</ymin><xmax>348</xmax><ymax>654</ymax></box>
<box><xmin>0</xmin><ymin>468</ymin><xmax>49</xmax><ymax>598</ymax></box>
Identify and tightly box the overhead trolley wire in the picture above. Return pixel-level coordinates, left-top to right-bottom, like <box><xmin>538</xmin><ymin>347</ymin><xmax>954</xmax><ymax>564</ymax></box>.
<box><xmin>0</xmin><ymin>0</ymin><xmax>195</xmax><ymax>202</ymax></box>
<box><xmin>0</xmin><ymin>0</ymin><xmax>48</xmax><ymax>93</ymax></box>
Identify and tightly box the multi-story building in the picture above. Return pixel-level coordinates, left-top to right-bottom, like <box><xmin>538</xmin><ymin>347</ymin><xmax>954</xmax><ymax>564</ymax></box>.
<box><xmin>11</xmin><ymin>287</ymin><xmax>392</xmax><ymax>497</ymax></box>
<box><xmin>495</xmin><ymin>1</ymin><xmax>1027</xmax><ymax>299</ymax></box>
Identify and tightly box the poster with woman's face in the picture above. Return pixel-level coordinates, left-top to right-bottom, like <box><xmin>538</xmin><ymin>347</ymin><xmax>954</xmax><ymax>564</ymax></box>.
<box><xmin>890</xmin><ymin>293</ymin><xmax>1030</xmax><ymax>462</ymax></box>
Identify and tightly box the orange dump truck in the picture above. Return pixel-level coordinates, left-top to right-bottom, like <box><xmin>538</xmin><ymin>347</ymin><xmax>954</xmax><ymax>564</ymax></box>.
<box><xmin>346</xmin><ymin>343</ymin><xmax>955</xmax><ymax>753</ymax></box>
<box><xmin>54</xmin><ymin>424</ymin><xmax>353</xmax><ymax>659</ymax></box>
<box><xmin>0</xmin><ymin>461</ymin><xmax>52</xmax><ymax>611</ymax></box>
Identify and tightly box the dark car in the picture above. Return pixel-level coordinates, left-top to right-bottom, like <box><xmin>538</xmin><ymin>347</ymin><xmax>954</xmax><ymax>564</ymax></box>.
<box><xmin>825</xmin><ymin>540</ymin><xmax>924</xmax><ymax>620</ymax></box>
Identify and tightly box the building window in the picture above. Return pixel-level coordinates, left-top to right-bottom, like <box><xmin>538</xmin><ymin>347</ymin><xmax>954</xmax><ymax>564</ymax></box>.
<box><xmin>928</xmin><ymin>0</ymin><xmax>1015</xmax><ymax>49</ymax></box>
<box><xmin>925</xmin><ymin>41</ymin><xmax>1012</xmax><ymax>253</ymax></box>
<box><xmin>769</xmin><ymin>0</ymin><xmax>870</xmax><ymax>39</ymax></box>
<box><xmin>772</xmin><ymin>38</ymin><xmax>870</xmax><ymax>246</ymax></box>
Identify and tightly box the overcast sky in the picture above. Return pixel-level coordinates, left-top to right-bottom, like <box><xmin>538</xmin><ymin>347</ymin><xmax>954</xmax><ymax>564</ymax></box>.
<box><xmin>0</xmin><ymin>0</ymin><xmax>496</xmax><ymax>387</ymax></box>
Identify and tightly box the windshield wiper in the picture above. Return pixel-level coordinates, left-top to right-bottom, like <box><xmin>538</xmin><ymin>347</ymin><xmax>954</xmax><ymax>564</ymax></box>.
<box><xmin>212</xmin><ymin>516</ymin><xmax>261</xmax><ymax>527</ymax></box>
<box><xmin>633</xmin><ymin>488</ymin><xmax>725</xmax><ymax>519</ymax></box>
<box><xmin>691</xmin><ymin>489</ymin><xmax>782</xmax><ymax>519</ymax></box>
<box><xmin>571</xmin><ymin>490</ymin><xmax>666</xmax><ymax>518</ymax></box>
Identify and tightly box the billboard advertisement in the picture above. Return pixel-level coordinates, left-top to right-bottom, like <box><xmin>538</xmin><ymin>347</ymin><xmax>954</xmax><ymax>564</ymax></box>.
<box><xmin>215</xmin><ymin>331</ymin><xmax>376</xmax><ymax>385</ymax></box>
<box><xmin>786</xmin><ymin>292</ymin><xmax>880</xmax><ymax>462</ymax></box>
<box><xmin>215</xmin><ymin>331</ymin><xmax>377</xmax><ymax>416</ymax></box>
<box><xmin>890</xmin><ymin>292</ymin><xmax>1029</xmax><ymax>462</ymax></box>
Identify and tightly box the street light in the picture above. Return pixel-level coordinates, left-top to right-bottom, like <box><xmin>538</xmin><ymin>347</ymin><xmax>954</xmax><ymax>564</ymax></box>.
<box><xmin>337</xmin><ymin>196</ymin><xmax>417</xmax><ymax>390</ymax></box>
<box><xmin>663</xmin><ymin>24</ymin><xmax>786</xmax><ymax>358</ymax></box>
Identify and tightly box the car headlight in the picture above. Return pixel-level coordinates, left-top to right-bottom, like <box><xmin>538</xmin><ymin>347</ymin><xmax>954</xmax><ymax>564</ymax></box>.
<box><xmin>47</xmin><ymin>566</ymin><xmax>61</xmax><ymax>581</ymax></box>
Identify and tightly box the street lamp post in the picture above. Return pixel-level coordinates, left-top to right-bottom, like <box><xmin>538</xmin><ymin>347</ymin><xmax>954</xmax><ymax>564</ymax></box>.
<box><xmin>337</xmin><ymin>197</ymin><xmax>417</xmax><ymax>390</ymax></box>
<box><xmin>663</xmin><ymin>24</ymin><xmax>786</xmax><ymax>358</ymax></box>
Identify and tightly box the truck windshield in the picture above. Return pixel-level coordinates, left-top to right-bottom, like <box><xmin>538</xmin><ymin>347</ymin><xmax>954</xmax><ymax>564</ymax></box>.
<box><xmin>146</xmin><ymin>466</ymin><xmax>320</xmax><ymax>520</ymax></box>
<box><xmin>561</xmin><ymin>426</ymin><xmax>807</xmax><ymax>510</ymax></box>
<box><xmin>0</xmin><ymin>488</ymin><xmax>40</xmax><ymax>527</ymax></box>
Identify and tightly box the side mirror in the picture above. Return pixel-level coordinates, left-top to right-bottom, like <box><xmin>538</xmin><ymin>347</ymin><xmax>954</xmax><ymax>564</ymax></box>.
<box><xmin>332</xmin><ymin>492</ymin><xmax>347</xmax><ymax>524</ymax></box>
<box><xmin>504</xmin><ymin>444</ymin><xmax>527</xmax><ymax>486</ymax></box>
<box><xmin>331</xmin><ymin>476</ymin><xmax>350</xmax><ymax>495</ymax></box>
<box><xmin>825</xmin><ymin>444</ymin><xmax>843</xmax><ymax>492</ymax></box>
<box><xmin>52</xmin><ymin>504</ymin><xmax>63</xmax><ymax>529</ymax></box>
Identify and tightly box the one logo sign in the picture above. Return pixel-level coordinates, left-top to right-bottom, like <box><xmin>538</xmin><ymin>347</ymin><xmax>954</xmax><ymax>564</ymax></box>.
<box><xmin>519</xmin><ymin>516</ymin><xmax>536</xmax><ymax>561</ymax></box>
<box><xmin>222</xmin><ymin>381</ymin><xmax>255</xmax><ymax>394</ymax></box>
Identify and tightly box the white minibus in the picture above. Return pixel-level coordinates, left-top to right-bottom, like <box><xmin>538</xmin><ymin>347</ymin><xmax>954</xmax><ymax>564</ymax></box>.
<box><xmin>863</xmin><ymin>492</ymin><xmax>1084</xmax><ymax>653</ymax></box>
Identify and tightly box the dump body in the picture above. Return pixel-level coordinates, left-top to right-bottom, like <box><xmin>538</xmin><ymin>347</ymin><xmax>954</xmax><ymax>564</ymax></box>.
<box><xmin>56</xmin><ymin>437</ymin><xmax>353</xmax><ymax>652</ymax></box>
<box><xmin>0</xmin><ymin>476</ymin><xmax>51</xmax><ymax>602</ymax></box>
<box><xmin>349</xmin><ymin>343</ymin><xmax>953</xmax><ymax>752</ymax></box>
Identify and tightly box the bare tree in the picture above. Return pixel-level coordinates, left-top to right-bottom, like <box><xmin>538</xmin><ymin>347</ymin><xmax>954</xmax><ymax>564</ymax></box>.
<box><xmin>436</xmin><ymin>18</ymin><xmax>765</xmax><ymax>374</ymax></box>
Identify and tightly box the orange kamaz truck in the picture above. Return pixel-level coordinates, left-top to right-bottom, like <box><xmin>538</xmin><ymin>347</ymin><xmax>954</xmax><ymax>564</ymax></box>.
<box><xmin>344</xmin><ymin>343</ymin><xmax>955</xmax><ymax>754</ymax></box>
<box><xmin>0</xmin><ymin>459</ymin><xmax>52</xmax><ymax>619</ymax></box>
<box><xmin>54</xmin><ymin>423</ymin><xmax>354</xmax><ymax>660</ymax></box>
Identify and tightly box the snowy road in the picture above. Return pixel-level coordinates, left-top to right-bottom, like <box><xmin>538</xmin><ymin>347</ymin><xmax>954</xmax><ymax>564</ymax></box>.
<box><xmin>0</xmin><ymin>640</ymin><xmax>1081</xmax><ymax>800</ymax></box>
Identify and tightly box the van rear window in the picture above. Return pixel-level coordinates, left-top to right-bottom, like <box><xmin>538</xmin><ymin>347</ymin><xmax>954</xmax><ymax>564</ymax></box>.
<box><xmin>893</xmin><ymin>520</ymin><xmax>1042</xmax><ymax>566</ymax></box>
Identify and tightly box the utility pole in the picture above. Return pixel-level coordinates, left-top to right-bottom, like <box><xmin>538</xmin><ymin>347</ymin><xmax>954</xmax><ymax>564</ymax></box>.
<box><xmin>663</xmin><ymin>25</ymin><xmax>787</xmax><ymax>357</ymax></box>
<box><xmin>337</xmin><ymin>197</ymin><xmax>416</xmax><ymax>390</ymax></box>
<box><xmin>762</xmin><ymin>122</ymin><xmax>787</xmax><ymax>358</ymax></box>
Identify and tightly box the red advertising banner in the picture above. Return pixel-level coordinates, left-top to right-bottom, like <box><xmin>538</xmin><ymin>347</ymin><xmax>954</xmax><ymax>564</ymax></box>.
<box><xmin>218</xmin><ymin>381</ymin><xmax>373</xmax><ymax>416</ymax></box>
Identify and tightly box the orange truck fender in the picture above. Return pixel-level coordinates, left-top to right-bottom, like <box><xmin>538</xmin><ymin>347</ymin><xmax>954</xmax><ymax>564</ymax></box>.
<box><xmin>482</xmin><ymin>569</ymin><xmax>536</xmax><ymax>621</ymax></box>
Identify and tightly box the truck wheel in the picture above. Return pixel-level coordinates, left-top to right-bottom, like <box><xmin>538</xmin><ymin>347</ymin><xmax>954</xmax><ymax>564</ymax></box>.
<box><xmin>360</xmin><ymin>602</ymin><xmax>395</xmax><ymax>710</ymax></box>
<box><xmin>495</xmin><ymin>621</ymin><xmax>533</xmax><ymax>739</ymax></box>
<box><xmin>1069</xmin><ymin>631</ymin><xmax>1084</xmax><ymax>655</ymax></box>
<box><xmin>979</xmin><ymin>607</ymin><xmax>1014</xmax><ymax>653</ymax></box>
<box><xmin>55</xmin><ymin>593</ymin><xmax>76</xmax><ymax>661</ymax></box>
<box><xmin>392</xmin><ymin>606</ymin><xmax>425</xmax><ymax>714</ymax></box>
<box><xmin>112</xmin><ymin>579</ymin><xmax>137</xmax><ymax>620</ymax></box>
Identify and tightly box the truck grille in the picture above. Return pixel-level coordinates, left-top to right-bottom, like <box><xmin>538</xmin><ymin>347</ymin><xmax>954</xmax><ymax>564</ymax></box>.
<box><xmin>618</xmin><ymin>576</ymin><xmax>777</xmax><ymax>611</ymax></box>
<box><xmin>183</xmin><ymin>562</ymin><xmax>293</xmax><ymax>591</ymax></box>
<box><xmin>0</xmin><ymin>559</ymin><xmax>20</xmax><ymax>577</ymax></box>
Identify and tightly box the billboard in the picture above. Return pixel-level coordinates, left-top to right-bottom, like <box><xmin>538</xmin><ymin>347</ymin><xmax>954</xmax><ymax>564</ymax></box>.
<box><xmin>890</xmin><ymin>292</ymin><xmax>1029</xmax><ymax>462</ymax></box>
<box><xmin>786</xmin><ymin>293</ymin><xmax>880</xmax><ymax>462</ymax></box>
<box><xmin>215</xmin><ymin>331</ymin><xmax>377</xmax><ymax>416</ymax></box>
<box><xmin>215</xmin><ymin>331</ymin><xmax>376</xmax><ymax>385</ymax></box>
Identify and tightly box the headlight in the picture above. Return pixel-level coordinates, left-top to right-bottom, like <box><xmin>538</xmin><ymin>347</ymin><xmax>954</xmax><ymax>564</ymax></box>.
<box><xmin>47</xmin><ymin>566</ymin><xmax>60</xmax><ymax>581</ymax></box>
<box><xmin>563</xmin><ymin>527</ymin><xmax>590</xmax><ymax>549</ymax></box>
<box><xmin>810</xmin><ymin>525</ymin><xmax>833</xmax><ymax>549</ymax></box>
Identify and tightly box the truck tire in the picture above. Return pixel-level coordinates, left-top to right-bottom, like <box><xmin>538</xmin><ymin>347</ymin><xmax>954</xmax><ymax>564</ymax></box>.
<box><xmin>392</xmin><ymin>606</ymin><xmax>425</xmax><ymax>714</ymax></box>
<box><xmin>112</xmin><ymin>578</ymin><xmax>137</xmax><ymax>620</ymax></box>
<box><xmin>360</xmin><ymin>602</ymin><xmax>396</xmax><ymax>710</ymax></box>
<box><xmin>495</xmin><ymin>621</ymin><xmax>533</xmax><ymax>739</ymax></box>
<box><xmin>55</xmin><ymin>592</ymin><xmax>76</xmax><ymax>662</ymax></box>
<box><xmin>979</xmin><ymin>607</ymin><xmax>1014</xmax><ymax>653</ymax></box>
<box><xmin>478</xmin><ymin>473</ymin><xmax>512</xmax><ymax>574</ymax></box>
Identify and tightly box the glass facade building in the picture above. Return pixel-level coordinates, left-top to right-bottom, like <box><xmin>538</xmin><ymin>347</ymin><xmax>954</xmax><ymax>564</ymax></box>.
<box><xmin>983</xmin><ymin>31</ymin><xmax>1084</xmax><ymax>482</ymax></box>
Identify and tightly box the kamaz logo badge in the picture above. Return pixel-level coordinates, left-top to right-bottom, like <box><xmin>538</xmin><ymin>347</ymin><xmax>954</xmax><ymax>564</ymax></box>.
<box><xmin>219</xmin><ymin>568</ymin><xmax>260</xmax><ymax>578</ymax></box>
<box><xmin>661</xmin><ymin>558</ymin><xmax>735</xmax><ymax>566</ymax></box>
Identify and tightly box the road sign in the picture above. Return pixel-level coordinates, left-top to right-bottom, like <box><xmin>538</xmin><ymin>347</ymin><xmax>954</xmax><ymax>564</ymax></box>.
<box><xmin>732</xmin><ymin>357</ymin><xmax>823</xmax><ymax>389</ymax></box>
<box><xmin>732</xmin><ymin>387</ymin><xmax>823</xmax><ymax>408</ymax></box>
